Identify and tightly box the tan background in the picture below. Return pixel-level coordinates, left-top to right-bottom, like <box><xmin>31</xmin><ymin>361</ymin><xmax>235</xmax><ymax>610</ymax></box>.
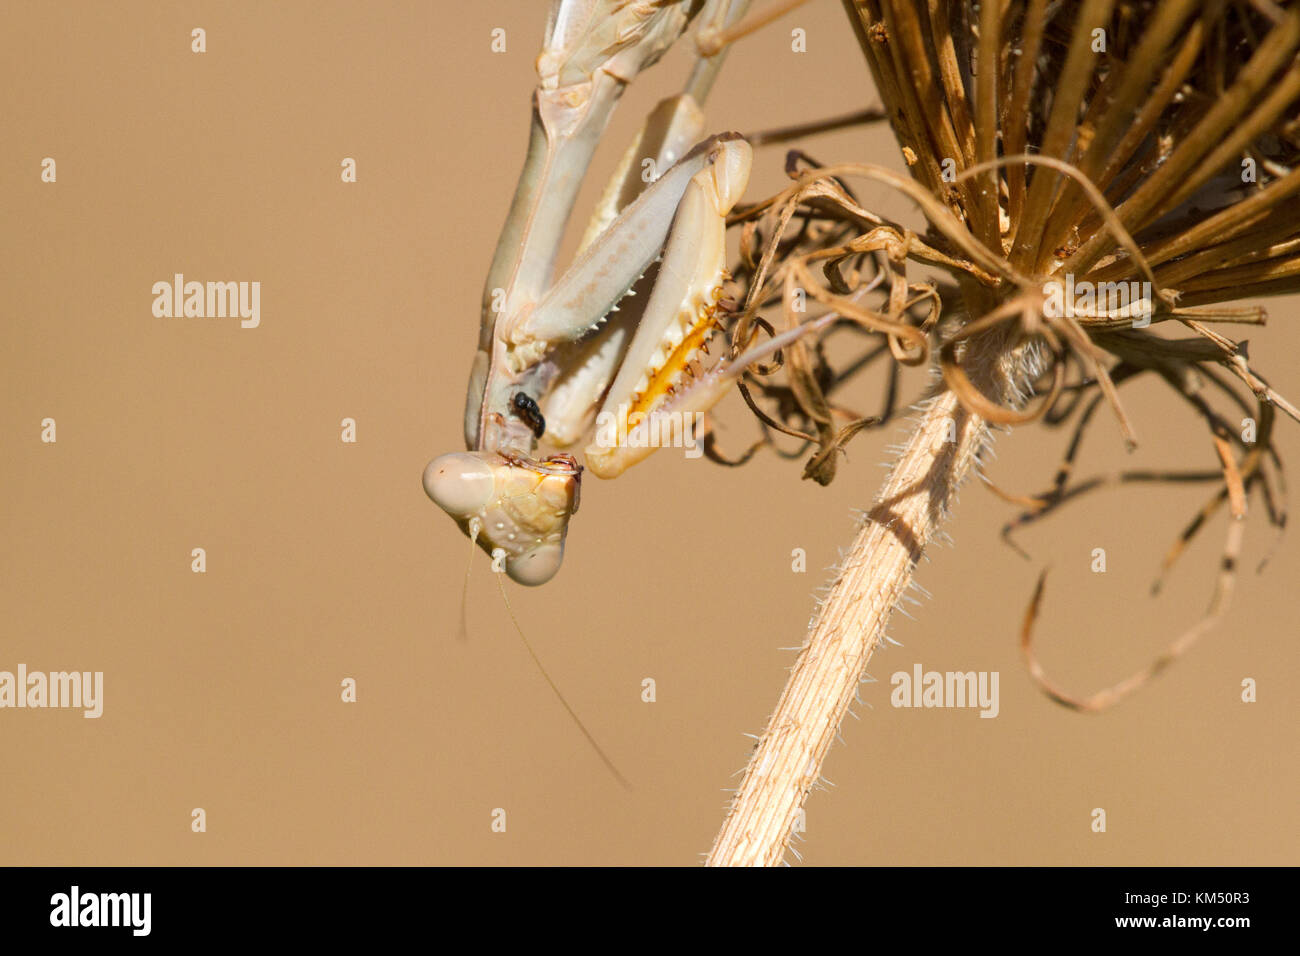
<box><xmin>1</xmin><ymin>1</ymin><xmax>1295</xmax><ymax>866</ymax></box>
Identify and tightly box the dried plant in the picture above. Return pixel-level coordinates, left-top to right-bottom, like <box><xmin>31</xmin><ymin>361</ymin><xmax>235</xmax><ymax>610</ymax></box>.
<box><xmin>705</xmin><ymin>0</ymin><xmax>1299</xmax><ymax>865</ymax></box>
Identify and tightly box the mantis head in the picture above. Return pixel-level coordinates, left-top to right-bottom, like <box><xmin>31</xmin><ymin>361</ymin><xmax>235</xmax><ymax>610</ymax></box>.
<box><xmin>423</xmin><ymin>451</ymin><xmax>581</xmax><ymax>586</ymax></box>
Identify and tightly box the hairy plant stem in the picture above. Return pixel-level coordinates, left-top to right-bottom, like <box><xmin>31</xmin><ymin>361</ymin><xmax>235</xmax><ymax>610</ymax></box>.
<box><xmin>706</xmin><ymin>330</ymin><xmax>1023</xmax><ymax>866</ymax></box>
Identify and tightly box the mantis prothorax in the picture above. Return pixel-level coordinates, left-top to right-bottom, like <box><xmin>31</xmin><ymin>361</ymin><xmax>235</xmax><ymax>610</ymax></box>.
<box><xmin>424</xmin><ymin>0</ymin><xmax>818</xmax><ymax>585</ymax></box>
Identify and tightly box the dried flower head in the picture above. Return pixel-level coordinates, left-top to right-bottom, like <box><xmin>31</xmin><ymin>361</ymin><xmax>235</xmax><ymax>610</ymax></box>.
<box><xmin>715</xmin><ymin>0</ymin><xmax>1299</xmax><ymax>710</ymax></box>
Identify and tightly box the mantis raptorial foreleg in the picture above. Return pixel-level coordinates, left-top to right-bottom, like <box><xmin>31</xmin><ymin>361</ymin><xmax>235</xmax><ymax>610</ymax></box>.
<box><xmin>581</xmin><ymin>134</ymin><xmax>749</xmax><ymax>478</ymax></box>
<box><xmin>426</xmin><ymin>0</ymin><xmax>830</xmax><ymax>587</ymax></box>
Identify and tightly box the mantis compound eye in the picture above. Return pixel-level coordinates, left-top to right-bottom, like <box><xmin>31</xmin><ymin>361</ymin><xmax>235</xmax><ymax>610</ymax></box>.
<box><xmin>423</xmin><ymin>452</ymin><xmax>495</xmax><ymax>518</ymax></box>
<box><xmin>506</xmin><ymin>542</ymin><xmax>565</xmax><ymax>586</ymax></box>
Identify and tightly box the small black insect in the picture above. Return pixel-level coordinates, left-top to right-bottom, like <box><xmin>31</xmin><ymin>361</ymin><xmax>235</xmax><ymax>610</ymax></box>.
<box><xmin>512</xmin><ymin>391</ymin><xmax>546</xmax><ymax>440</ymax></box>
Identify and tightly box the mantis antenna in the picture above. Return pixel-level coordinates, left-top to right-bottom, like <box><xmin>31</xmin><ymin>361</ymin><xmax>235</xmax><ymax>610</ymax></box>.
<box><xmin>457</xmin><ymin>516</ymin><xmax>482</xmax><ymax>640</ymax></box>
<box><xmin>492</xmin><ymin>571</ymin><xmax>631</xmax><ymax>791</ymax></box>
<box><xmin>453</xmin><ymin>510</ymin><xmax>628</xmax><ymax>787</ymax></box>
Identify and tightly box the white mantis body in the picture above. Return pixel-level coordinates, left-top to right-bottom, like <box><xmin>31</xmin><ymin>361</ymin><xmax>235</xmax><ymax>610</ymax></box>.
<box><xmin>424</xmin><ymin>0</ymin><xmax>815</xmax><ymax>585</ymax></box>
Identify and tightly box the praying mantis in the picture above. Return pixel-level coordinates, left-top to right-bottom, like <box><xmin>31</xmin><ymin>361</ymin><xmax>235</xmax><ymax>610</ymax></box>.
<box><xmin>422</xmin><ymin>0</ymin><xmax>821</xmax><ymax>585</ymax></box>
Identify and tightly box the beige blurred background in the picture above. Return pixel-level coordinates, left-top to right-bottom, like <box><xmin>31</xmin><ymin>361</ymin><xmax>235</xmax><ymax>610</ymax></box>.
<box><xmin>1</xmin><ymin>1</ymin><xmax>1295</xmax><ymax>866</ymax></box>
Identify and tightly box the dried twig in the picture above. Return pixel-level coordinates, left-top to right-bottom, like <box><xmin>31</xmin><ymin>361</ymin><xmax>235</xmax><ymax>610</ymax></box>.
<box><xmin>708</xmin><ymin>329</ymin><xmax>1025</xmax><ymax>865</ymax></box>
